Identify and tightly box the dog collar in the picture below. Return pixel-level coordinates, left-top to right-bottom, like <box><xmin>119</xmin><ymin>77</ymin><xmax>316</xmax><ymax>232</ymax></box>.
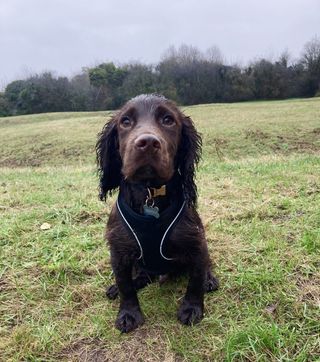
<box><xmin>149</xmin><ymin>185</ymin><xmax>166</xmax><ymax>197</ymax></box>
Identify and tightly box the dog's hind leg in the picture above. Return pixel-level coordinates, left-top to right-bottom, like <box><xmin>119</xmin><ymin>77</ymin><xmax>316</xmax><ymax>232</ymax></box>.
<box><xmin>106</xmin><ymin>270</ymin><xmax>155</xmax><ymax>300</ymax></box>
<box><xmin>133</xmin><ymin>270</ymin><xmax>155</xmax><ymax>290</ymax></box>
<box><xmin>205</xmin><ymin>269</ymin><xmax>219</xmax><ymax>293</ymax></box>
<box><xmin>106</xmin><ymin>283</ymin><xmax>119</xmax><ymax>300</ymax></box>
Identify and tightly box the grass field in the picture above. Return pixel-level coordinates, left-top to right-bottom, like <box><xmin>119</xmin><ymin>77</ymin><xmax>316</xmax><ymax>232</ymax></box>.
<box><xmin>0</xmin><ymin>98</ymin><xmax>319</xmax><ymax>361</ymax></box>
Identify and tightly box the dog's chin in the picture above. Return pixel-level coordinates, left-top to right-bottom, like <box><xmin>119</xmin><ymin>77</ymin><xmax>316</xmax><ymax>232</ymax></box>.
<box><xmin>126</xmin><ymin>165</ymin><xmax>172</xmax><ymax>186</ymax></box>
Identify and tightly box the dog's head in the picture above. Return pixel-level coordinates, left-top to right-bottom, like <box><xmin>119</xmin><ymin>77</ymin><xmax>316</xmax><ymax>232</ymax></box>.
<box><xmin>96</xmin><ymin>94</ymin><xmax>202</xmax><ymax>206</ymax></box>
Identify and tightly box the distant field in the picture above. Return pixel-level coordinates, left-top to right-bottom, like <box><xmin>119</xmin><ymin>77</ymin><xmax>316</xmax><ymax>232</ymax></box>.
<box><xmin>0</xmin><ymin>98</ymin><xmax>319</xmax><ymax>361</ymax></box>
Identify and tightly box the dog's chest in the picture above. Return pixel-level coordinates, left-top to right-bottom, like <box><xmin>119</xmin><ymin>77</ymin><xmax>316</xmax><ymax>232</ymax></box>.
<box><xmin>117</xmin><ymin>194</ymin><xmax>185</xmax><ymax>275</ymax></box>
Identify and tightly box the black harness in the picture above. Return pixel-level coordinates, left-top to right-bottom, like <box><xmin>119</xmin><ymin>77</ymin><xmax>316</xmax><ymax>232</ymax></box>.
<box><xmin>117</xmin><ymin>191</ymin><xmax>186</xmax><ymax>275</ymax></box>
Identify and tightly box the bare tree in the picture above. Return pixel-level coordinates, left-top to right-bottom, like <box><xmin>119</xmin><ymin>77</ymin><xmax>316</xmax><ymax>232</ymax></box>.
<box><xmin>206</xmin><ymin>45</ymin><xmax>224</xmax><ymax>64</ymax></box>
<box><xmin>301</xmin><ymin>36</ymin><xmax>320</xmax><ymax>95</ymax></box>
<box><xmin>301</xmin><ymin>36</ymin><xmax>320</xmax><ymax>74</ymax></box>
<box><xmin>161</xmin><ymin>44</ymin><xmax>203</xmax><ymax>65</ymax></box>
<box><xmin>278</xmin><ymin>49</ymin><xmax>291</xmax><ymax>68</ymax></box>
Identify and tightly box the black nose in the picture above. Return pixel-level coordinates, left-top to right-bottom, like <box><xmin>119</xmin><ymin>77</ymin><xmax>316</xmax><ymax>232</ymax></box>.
<box><xmin>134</xmin><ymin>134</ymin><xmax>161</xmax><ymax>152</ymax></box>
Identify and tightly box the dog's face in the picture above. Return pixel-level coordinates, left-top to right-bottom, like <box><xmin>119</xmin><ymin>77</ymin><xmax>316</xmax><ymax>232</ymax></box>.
<box><xmin>96</xmin><ymin>94</ymin><xmax>202</xmax><ymax>206</ymax></box>
<box><xmin>116</xmin><ymin>95</ymin><xmax>182</xmax><ymax>184</ymax></box>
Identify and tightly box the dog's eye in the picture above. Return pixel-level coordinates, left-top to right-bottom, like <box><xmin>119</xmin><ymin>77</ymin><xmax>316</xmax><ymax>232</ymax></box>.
<box><xmin>161</xmin><ymin>115</ymin><xmax>175</xmax><ymax>126</ymax></box>
<box><xmin>120</xmin><ymin>116</ymin><xmax>132</xmax><ymax>128</ymax></box>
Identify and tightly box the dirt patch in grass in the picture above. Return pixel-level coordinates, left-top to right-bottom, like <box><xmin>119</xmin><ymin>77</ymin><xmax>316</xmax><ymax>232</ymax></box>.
<box><xmin>0</xmin><ymin>145</ymin><xmax>88</xmax><ymax>168</ymax></box>
<box><xmin>243</xmin><ymin>128</ymin><xmax>320</xmax><ymax>153</ymax></box>
<box><xmin>273</xmin><ymin>132</ymin><xmax>320</xmax><ymax>153</ymax></box>
<box><xmin>62</xmin><ymin>147</ymin><xmax>82</xmax><ymax>158</ymax></box>
<box><xmin>290</xmin><ymin>140</ymin><xmax>319</xmax><ymax>152</ymax></box>
<box><xmin>0</xmin><ymin>157</ymin><xmax>42</xmax><ymax>167</ymax></box>
<box><xmin>58</xmin><ymin>338</ymin><xmax>109</xmax><ymax>362</ymax></box>
<box><xmin>59</xmin><ymin>329</ymin><xmax>180</xmax><ymax>362</ymax></box>
<box><xmin>311</xmin><ymin>127</ymin><xmax>320</xmax><ymax>134</ymax></box>
<box><xmin>245</xmin><ymin>129</ymin><xmax>270</xmax><ymax>140</ymax></box>
<box><xmin>0</xmin><ymin>276</ymin><xmax>12</xmax><ymax>292</ymax></box>
<box><xmin>115</xmin><ymin>328</ymin><xmax>180</xmax><ymax>362</ymax></box>
<box><xmin>73</xmin><ymin>210</ymin><xmax>105</xmax><ymax>224</ymax></box>
<box><xmin>305</xmin><ymin>182</ymin><xmax>320</xmax><ymax>196</ymax></box>
<box><xmin>225</xmin><ymin>207</ymin><xmax>301</xmax><ymax>224</ymax></box>
<box><xmin>297</xmin><ymin>274</ymin><xmax>320</xmax><ymax>307</ymax></box>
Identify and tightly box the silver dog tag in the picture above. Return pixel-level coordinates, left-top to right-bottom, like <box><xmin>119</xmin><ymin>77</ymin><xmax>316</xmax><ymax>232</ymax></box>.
<box><xmin>143</xmin><ymin>205</ymin><xmax>160</xmax><ymax>218</ymax></box>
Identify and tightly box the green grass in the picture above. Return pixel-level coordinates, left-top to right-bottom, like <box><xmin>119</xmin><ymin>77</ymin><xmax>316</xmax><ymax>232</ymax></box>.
<box><xmin>1</xmin><ymin>98</ymin><xmax>319</xmax><ymax>361</ymax></box>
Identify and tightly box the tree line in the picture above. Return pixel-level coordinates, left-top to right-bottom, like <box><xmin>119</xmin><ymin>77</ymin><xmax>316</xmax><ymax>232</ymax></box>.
<box><xmin>0</xmin><ymin>37</ymin><xmax>319</xmax><ymax>117</ymax></box>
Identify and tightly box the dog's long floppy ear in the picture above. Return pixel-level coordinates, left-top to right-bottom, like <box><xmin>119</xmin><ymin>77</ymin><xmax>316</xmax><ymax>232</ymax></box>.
<box><xmin>96</xmin><ymin>116</ymin><xmax>122</xmax><ymax>201</ymax></box>
<box><xmin>176</xmin><ymin>116</ymin><xmax>202</xmax><ymax>207</ymax></box>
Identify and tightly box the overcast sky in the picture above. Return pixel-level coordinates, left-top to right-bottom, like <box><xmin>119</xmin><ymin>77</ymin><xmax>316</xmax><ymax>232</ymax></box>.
<box><xmin>0</xmin><ymin>0</ymin><xmax>319</xmax><ymax>88</ymax></box>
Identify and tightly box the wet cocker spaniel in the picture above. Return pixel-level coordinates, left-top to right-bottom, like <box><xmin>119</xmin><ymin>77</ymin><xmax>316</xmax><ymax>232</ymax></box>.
<box><xmin>96</xmin><ymin>94</ymin><xmax>219</xmax><ymax>333</ymax></box>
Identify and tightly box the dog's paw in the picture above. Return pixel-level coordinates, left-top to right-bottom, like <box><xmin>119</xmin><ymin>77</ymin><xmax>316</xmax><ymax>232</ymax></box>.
<box><xmin>205</xmin><ymin>274</ymin><xmax>219</xmax><ymax>293</ymax></box>
<box><xmin>115</xmin><ymin>308</ymin><xmax>145</xmax><ymax>333</ymax></box>
<box><xmin>106</xmin><ymin>284</ymin><xmax>119</xmax><ymax>300</ymax></box>
<box><xmin>177</xmin><ymin>299</ymin><xmax>204</xmax><ymax>326</ymax></box>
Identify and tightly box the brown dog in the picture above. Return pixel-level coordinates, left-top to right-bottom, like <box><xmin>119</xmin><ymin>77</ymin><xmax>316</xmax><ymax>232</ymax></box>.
<box><xmin>96</xmin><ymin>94</ymin><xmax>218</xmax><ymax>333</ymax></box>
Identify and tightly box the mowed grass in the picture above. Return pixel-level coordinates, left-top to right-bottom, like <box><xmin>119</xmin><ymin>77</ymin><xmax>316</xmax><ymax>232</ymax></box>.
<box><xmin>0</xmin><ymin>98</ymin><xmax>319</xmax><ymax>361</ymax></box>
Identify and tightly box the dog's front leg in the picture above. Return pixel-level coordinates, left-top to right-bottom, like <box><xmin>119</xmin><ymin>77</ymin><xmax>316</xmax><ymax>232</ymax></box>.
<box><xmin>178</xmin><ymin>253</ymin><xmax>207</xmax><ymax>326</ymax></box>
<box><xmin>112</xmin><ymin>253</ymin><xmax>144</xmax><ymax>333</ymax></box>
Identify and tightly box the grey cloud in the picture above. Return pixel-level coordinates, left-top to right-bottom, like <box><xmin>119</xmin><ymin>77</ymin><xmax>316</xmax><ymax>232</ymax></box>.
<box><xmin>0</xmin><ymin>0</ymin><xmax>319</xmax><ymax>88</ymax></box>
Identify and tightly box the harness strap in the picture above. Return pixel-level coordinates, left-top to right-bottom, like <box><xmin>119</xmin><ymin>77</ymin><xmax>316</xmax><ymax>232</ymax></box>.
<box><xmin>159</xmin><ymin>201</ymin><xmax>186</xmax><ymax>260</ymax></box>
<box><xmin>116</xmin><ymin>197</ymin><xmax>186</xmax><ymax>264</ymax></box>
<box><xmin>116</xmin><ymin>198</ymin><xmax>144</xmax><ymax>260</ymax></box>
